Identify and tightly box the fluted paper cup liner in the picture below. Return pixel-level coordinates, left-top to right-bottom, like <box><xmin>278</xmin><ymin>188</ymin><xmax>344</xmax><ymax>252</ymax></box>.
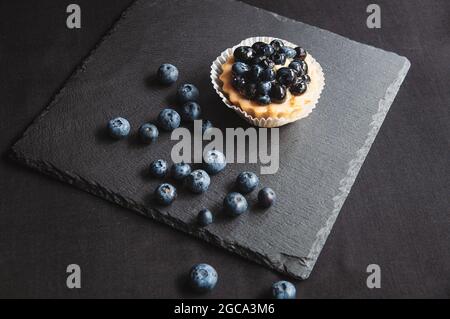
<box><xmin>210</xmin><ymin>36</ymin><xmax>325</xmax><ymax>128</ymax></box>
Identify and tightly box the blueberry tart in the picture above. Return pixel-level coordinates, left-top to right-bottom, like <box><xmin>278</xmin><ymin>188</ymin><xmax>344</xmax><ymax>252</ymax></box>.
<box><xmin>211</xmin><ymin>37</ymin><xmax>325</xmax><ymax>127</ymax></box>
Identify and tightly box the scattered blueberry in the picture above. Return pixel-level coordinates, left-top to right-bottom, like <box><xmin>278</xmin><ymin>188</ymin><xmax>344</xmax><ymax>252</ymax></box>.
<box><xmin>171</xmin><ymin>162</ymin><xmax>192</xmax><ymax>181</ymax></box>
<box><xmin>139</xmin><ymin>123</ymin><xmax>159</xmax><ymax>144</ymax></box>
<box><xmin>190</xmin><ymin>263</ymin><xmax>218</xmax><ymax>292</ymax></box>
<box><xmin>272</xmin><ymin>281</ymin><xmax>296</xmax><ymax>299</ymax></box>
<box><xmin>281</xmin><ymin>46</ymin><xmax>297</xmax><ymax>59</ymax></box>
<box><xmin>157</xmin><ymin>108</ymin><xmax>181</xmax><ymax>131</ymax></box>
<box><xmin>290</xmin><ymin>80</ymin><xmax>307</xmax><ymax>96</ymax></box>
<box><xmin>177</xmin><ymin>84</ymin><xmax>199</xmax><ymax>104</ymax></box>
<box><xmin>236</xmin><ymin>172</ymin><xmax>259</xmax><ymax>194</ymax></box>
<box><xmin>232</xmin><ymin>62</ymin><xmax>250</xmax><ymax>76</ymax></box>
<box><xmin>295</xmin><ymin>47</ymin><xmax>307</xmax><ymax>60</ymax></box>
<box><xmin>270</xmin><ymin>39</ymin><xmax>285</xmax><ymax>51</ymax></box>
<box><xmin>202</xmin><ymin>120</ymin><xmax>213</xmax><ymax>134</ymax></box>
<box><xmin>223</xmin><ymin>192</ymin><xmax>248</xmax><ymax>216</ymax></box>
<box><xmin>257</xmin><ymin>95</ymin><xmax>271</xmax><ymax>105</ymax></box>
<box><xmin>272</xmin><ymin>52</ymin><xmax>286</xmax><ymax>65</ymax></box>
<box><xmin>257</xmin><ymin>81</ymin><xmax>272</xmax><ymax>96</ymax></box>
<box><xmin>203</xmin><ymin>150</ymin><xmax>227</xmax><ymax>175</ymax></box>
<box><xmin>156</xmin><ymin>63</ymin><xmax>179</xmax><ymax>85</ymax></box>
<box><xmin>107</xmin><ymin>117</ymin><xmax>130</xmax><ymax>139</ymax></box>
<box><xmin>233</xmin><ymin>46</ymin><xmax>256</xmax><ymax>64</ymax></box>
<box><xmin>258</xmin><ymin>187</ymin><xmax>276</xmax><ymax>208</ymax></box>
<box><xmin>150</xmin><ymin>159</ymin><xmax>168</xmax><ymax>178</ymax></box>
<box><xmin>154</xmin><ymin>183</ymin><xmax>177</xmax><ymax>206</ymax></box>
<box><xmin>276</xmin><ymin>67</ymin><xmax>297</xmax><ymax>87</ymax></box>
<box><xmin>270</xmin><ymin>83</ymin><xmax>287</xmax><ymax>103</ymax></box>
<box><xmin>180</xmin><ymin>101</ymin><xmax>201</xmax><ymax>122</ymax></box>
<box><xmin>186</xmin><ymin>169</ymin><xmax>211</xmax><ymax>194</ymax></box>
<box><xmin>197</xmin><ymin>208</ymin><xmax>214</xmax><ymax>227</ymax></box>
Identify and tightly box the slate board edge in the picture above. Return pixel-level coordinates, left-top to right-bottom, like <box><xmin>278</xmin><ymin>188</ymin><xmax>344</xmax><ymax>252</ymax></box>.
<box><xmin>9</xmin><ymin>0</ymin><xmax>412</xmax><ymax>280</ymax></box>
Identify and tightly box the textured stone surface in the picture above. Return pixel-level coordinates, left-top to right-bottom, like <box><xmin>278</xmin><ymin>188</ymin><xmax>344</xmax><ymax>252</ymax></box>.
<box><xmin>11</xmin><ymin>0</ymin><xmax>410</xmax><ymax>279</ymax></box>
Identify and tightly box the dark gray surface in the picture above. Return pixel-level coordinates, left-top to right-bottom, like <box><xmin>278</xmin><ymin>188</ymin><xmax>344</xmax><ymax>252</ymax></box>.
<box><xmin>10</xmin><ymin>0</ymin><xmax>409</xmax><ymax>280</ymax></box>
<box><xmin>0</xmin><ymin>0</ymin><xmax>449</xmax><ymax>298</ymax></box>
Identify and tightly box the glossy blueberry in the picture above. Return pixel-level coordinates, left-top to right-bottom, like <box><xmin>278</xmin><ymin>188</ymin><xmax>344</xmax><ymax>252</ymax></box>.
<box><xmin>203</xmin><ymin>149</ymin><xmax>227</xmax><ymax>175</ymax></box>
<box><xmin>293</xmin><ymin>59</ymin><xmax>308</xmax><ymax>74</ymax></box>
<box><xmin>180</xmin><ymin>101</ymin><xmax>201</xmax><ymax>122</ymax></box>
<box><xmin>233</xmin><ymin>46</ymin><xmax>256</xmax><ymax>63</ymax></box>
<box><xmin>202</xmin><ymin>120</ymin><xmax>213</xmax><ymax>134</ymax></box>
<box><xmin>258</xmin><ymin>43</ymin><xmax>275</xmax><ymax>57</ymax></box>
<box><xmin>270</xmin><ymin>39</ymin><xmax>285</xmax><ymax>51</ymax></box>
<box><xmin>260</xmin><ymin>68</ymin><xmax>276</xmax><ymax>82</ymax></box>
<box><xmin>231</xmin><ymin>75</ymin><xmax>246</xmax><ymax>92</ymax></box>
<box><xmin>258</xmin><ymin>58</ymin><xmax>275</xmax><ymax>70</ymax></box>
<box><xmin>272</xmin><ymin>52</ymin><xmax>286</xmax><ymax>65</ymax></box>
<box><xmin>281</xmin><ymin>46</ymin><xmax>297</xmax><ymax>59</ymax></box>
<box><xmin>157</xmin><ymin>108</ymin><xmax>181</xmax><ymax>131</ymax></box>
<box><xmin>270</xmin><ymin>83</ymin><xmax>287</xmax><ymax>103</ymax></box>
<box><xmin>190</xmin><ymin>263</ymin><xmax>218</xmax><ymax>292</ymax></box>
<box><xmin>243</xmin><ymin>83</ymin><xmax>258</xmax><ymax>100</ymax></box>
<box><xmin>177</xmin><ymin>83</ymin><xmax>199</xmax><ymax>104</ymax></box>
<box><xmin>247</xmin><ymin>64</ymin><xmax>264</xmax><ymax>82</ymax></box>
<box><xmin>170</xmin><ymin>162</ymin><xmax>192</xmax><ymax>181</ymax></box>
<box><xmin>276</xmin><ymin>67</ymin><xmax>297</xmax><ymax>87</ymax></box>
<box><xmin>251</xmin><ymin>41</ymin><xmax>266</xmax><ymax>52</ymax></box>
<box><xmin>232</xmin><ymin>62</ymin><xmax>250</xmax><ymax>76</ymax></box>
<box><xmin>197</xmin><ymin>208</ymin><xmax>214</xmax><ymax>227</ymax></box>
<box><xmin>150</xmin><ymin>159</ymin><xmax>168</xmax><ymax>178</ymax></box>
<box><xmin>272</xmin><ymin>281</ymin><xmax>296</xmax><ymax>299</ymax></box>
<box><xmin>154</xmin><ymin>183</ymin><xmax>177</xmax><ymax>206</ymax></box>
<box><xmin>256</xmin><ymin>95</ymin><xmax>271</xmax><ymax>105</ymax></box>
<box><xmin>139</xmin><ymin>123</ymin><xmax>159</xmax><ymax>144</ymax></box>
<box><xmin>289</xmin><ymin>60</ymin><xmax>307</xmax><ymax>76</ymax></box>
<box><xmin>156</xmin><ymin>63</ymin><xmax>179</xmax><ymax>85</ymax></box>
<box><xmin>223</xmin><ymin>192</ymin><xmax>248</xmax><ymax>216</ymax></box>
<box><xmin>301</xmin><ymin>74</ymin><xmax>311</xmax><ymax>84</ymax></box>
<box><xmin>257</xmin><ymin>81</ymin><xmax>272</xmax><ymax>96</ymax></box>
<box><xmin>236</xmin><ymin>171</ymin><xmax>259</xmax><ymax>194</ymax></box>
<box><xmin>294</xmin><ymin>47</ymin><xmax>307</xmax><ymax>60</ymax></box>
<box><xmin>258</xmin><ymin>187</ymin><xmax>276</xmax><ymax>208</ymax></box>
<box><xmin>185</xmin><ymin>169</ymin><xmax>211</xmax><ymax>194</ymax></box>
<box><xmin>290</xmin><ymin>80</ymin><xmax>307</xmax><ymax>96</ymax></box>
<box><xmin>107</xmin><ymin>117</ymin><xmax>130</xmax><ymax>139</ymax></box>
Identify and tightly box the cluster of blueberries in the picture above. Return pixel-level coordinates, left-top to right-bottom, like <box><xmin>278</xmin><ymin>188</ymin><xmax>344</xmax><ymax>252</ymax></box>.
<box><xmin>231</xmin><ymin>39</ymin><xmax>310</xmax><ymax>105</ymax></box>
<box><xmin>106</xmin><ymin>62</ymin><xmax>295</xmax><ymax>299</ymax></box>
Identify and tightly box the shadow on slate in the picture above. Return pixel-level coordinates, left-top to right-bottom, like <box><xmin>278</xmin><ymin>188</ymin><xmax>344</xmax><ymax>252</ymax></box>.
<box><xmin>10</xmin><ymin>0</ymin><xmax>410</xmax><ymax>279</ymax></box>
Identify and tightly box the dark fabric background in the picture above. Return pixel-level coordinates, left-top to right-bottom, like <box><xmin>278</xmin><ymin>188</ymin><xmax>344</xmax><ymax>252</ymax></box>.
<box><xmin>0</xmin><ymin>0</ymin><xmax>449</xmax><ymax>298</ymax></box>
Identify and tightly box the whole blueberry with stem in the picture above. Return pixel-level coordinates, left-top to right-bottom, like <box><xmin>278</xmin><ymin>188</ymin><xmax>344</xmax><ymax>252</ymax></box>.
<box><xmin>236</xmin><ymin>172</ymin><xmax>259</xmax><ymax>194</ymax></box>
<box><xmin>190</xmin><ymin>263</ymin><xmax>218</xmax><ymax>292</ymax></box>
<box><xmin>150</xmin><ymin>159</ymin><xmax>168</xmax><ymax>178</ymax></box>
<box><xmin>203</xmin><ymin>150</ymin><xmax>227</xmax><ymax>175</ymax></box>
<box><xmin>223</xmin><ymin>192</ymin><xmax>248</xmax><ymax>216</ymax></box>
<box><xmin>185</xmin><ymin>169</ymin><xmax>211</xmax><ymax>194</ymax></box>
<box><xmin>107</xmin><ymin>117</ymin><xmax>130</xmax><ymax>139</ymax></box>
<box><xmin>177</xmin><ymin>84</ymin><xmax>199</xmax><ymax>104</ymax></box>
<box><xmin>154</xmin><ymin>183</ymin><xmax>177</xmax><ymax>206</ymax></box>
<box><xmin>157</xmin><ymin>108</ymin><xmax>181</xmax><ymax>131</ymax></box>
<box><xmin>156</xmin><ymin>63</ymin><xmax>179</xmax><ymax>85</ymax></box>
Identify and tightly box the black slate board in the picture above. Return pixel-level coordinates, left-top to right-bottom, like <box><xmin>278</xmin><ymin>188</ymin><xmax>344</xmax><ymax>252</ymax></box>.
<box><xmin>11</xmin><ymin>0</ymin><xmax>410</xmax><ymax>279</ymax></box>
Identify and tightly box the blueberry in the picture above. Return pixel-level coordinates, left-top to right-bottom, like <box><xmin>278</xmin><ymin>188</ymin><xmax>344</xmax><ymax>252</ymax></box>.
<box><xmin>289</xmin><ymin>61</ymin><xmax>307</xmax><ymax>76</ymax></box>
<box><xmin>107</xmin><ymin>117</ymin><xmax>130</xmax><ymax>139</ymax></box>
<box><xmin>257</xmin><ymin>81</ymin><xmax>272</xmax><ymax>96</ymax></box>
<box><xmin>295</xmin><ymin>47</ymin><xmax>307</xmax><ymax>60</ymax></box>
<box><xmin>281</xmin><ymin>46</ymin><xmax>297</xmax><ymax>59</ymax></box>
<box><xmin>270</xmin><ymin>39</ymin><xmax>285</xmax><ymax>51</ymax></box>
<box><xmin>290</xmin><ymin>80</ymin><xmax>307</xmax><ymax>96</ymax></box>
<box><xmin>272</xmin><ymin>281</ymin><xmax>296</xmax><ymax>299</ymax></box>
<box><xmin>177</xmin><ymin>84</ymin><xmax>199</xmax><ymax>104</ymax></box>
<box><xmin>247</xmin><ymin>64</ymin><xmax>264</xmax><ymax>82</ymax></box>
<box><xmin>139</xmin><ymin>123</ymin><xmax>159</xmax><ymax>144</ymax></box>
<box><xmin>293</xmin><ymin>59</ymin><xmax>308</xmax><ymax>74</ymax></box>
<box><xmin>202</xmin><ymin>120</ymin><xmax>213</xmax><ymax>134</ymax></box>
<box><xmin>258</xmin><ymin>58</ymin><xmax>275</xmax><ymax>70</ymax></box>
<box><xmin>233</xmin><ymin>46</ymin><xmax>256</xmax><ymax>63</ymax></box>
<box><xmin>180</xmin><ymin>101</ymin><xmax>201</xmax><ymax>122</ymax></box>
<box><xmin>272</xmin><ymin>52</ymin><xmax>286</xmax><ymax>65</ymax></box>
<box><xmin>270</xmin><ymin>83</ymin><xmax>287</xmax><ymax>103</ymax></box>
<box><xmin>154</xmin><ymin>183</ymin><xmax>177</xmax><ymax>206</ymax></box>
<box><xmin>171</xmin><ymin>162</ymin><xmax>192</xmax><ymax>181</ymax></box>
<box><xmin>190</xmin><ymin>264</ymin><xmax>218</xmax><ymax>292</ymax></box>
<box><xmin>232</xmin><ymin>62</ymin><xmax>250</xmax><ymax>76</ymax></box>
<box><xmin>197</xmin><ymin>208</ymin><xmax>214</xmax><ymax>227</ymax></box>
<box><xmin>243</xmin><ymin>83</ymin><xmax>258</xmax><ymax>100</ymax></box>
<box><xmin>156</xmin><ymin>63</ymin><xmax>179</xmax><ymax>85</ymax></box>
<box><xmin>301</xmin><ymin>74</ymin><xmax>311</xmax><ymax>84</ymax></box>
<box><xmin>251</xmin><ymin>41</ymin><xmax>266</xmax><ymax>52</ymax></box>
<box><xmin>258</xmin><ymin>44</ymin><xmax>275</xmax><ymax>57</ymax></box>
<box><xmin>258</xmin><ymin>187</ymin><xmax>276</xmax><ymax>208</ymax></box>
<box><xmin>276</xmin><ymin>67</ymin><xmax>297</xmax><ymax>87</ymax></box>
<box><xmin>260</xmin><ymin>68</ymin><xmax>276</xmax><ymax>82</ymax></box>
<box><xmin>157</xmin><ymin>108</ymin><xmax>181</xmax><ymax>131</ymax></box>
<box><xmin>256</xmin><ymin>95</ymin><xmax>271</xmax><ymax>105</ymax></box>
<box><xmin>231</xmin><ymin>75</ymin><xmax>246</xmax><ymax>92</ymax></box>
<box><xmin>203</xmin><ymin>149</ymin><xmax>227</xmax><ymax>175</ymax></box>
<box><xmin>223</xmin><ymin>192</ymin><xmax>248</xmax><ymax>216</ymax></box>
<box><xmin>150</xmin><ymin>159</ymin><xmax>168</xmax><ymax>178</ymax></box>
<box><xmin>186</xmin><ymin>169</ymin><xmax>211</xmax><ymax>194</ymax></box>
<box><xmin>236</xmin><ymin>172</ymin><xmax>259</xmax><ymax>194</ymax></box>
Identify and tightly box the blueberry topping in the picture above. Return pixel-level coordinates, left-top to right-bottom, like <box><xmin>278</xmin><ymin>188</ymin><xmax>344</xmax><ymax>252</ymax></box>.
<box><xmin>301</xmin><ymin>74</ymin><xmax>311</xmax><ymax>84</ymax></box>
<box><xmin>258</xmin><ymin>44</ymin><xmax>275</xmax><ymax>57</ymax></box>
<box><xmin>203</xmin><ymin>149</ymin><xmax>227</xmax><ymax>175</ymax></box>
<box><xmin>272</xmin><ymin>281</ymin><xmax>296</xmax><ymax>299</ymax></box>
<box><xmin>270</xmin><ymin>39</ymin><xmax>285</xmax><ymax>51</ymax></box>
<box><xmin>223</xmin><ymin>192</ymin><xmax>248</xmax><ymax>216</ymax></box>
<box><xmin>289</xmin><ymin>60</ymin><xmax>307</xmax><ymax>76</ymax></box>
<box><xmin>233</xmin><ymin>46</ymin><xmax>256</xmax><ymax>63</ymax></box>
<box><xmin>272</xmin><ymin>52</ymin><xmax>287</xmax><ymax>65</ymax></box>
<box><xmin>251</xmin><ymin>41</ymin><xmax>266</xmax><ymax>52</ymax></box>
<box><xmin>232</xmin><ymin>62</ymin><xmax>250</xmax><ymax>76</ymax></box>
<box><xmin>231</xmin><ymin>75</ymin><xmax>246</xmax><ymax>92</ymax></box>
<box><xmin>290</xmin><ymin>80</ymin><xmax>307</xmax><ymax>96</ymax></box>
<box><xmin>107</xmin><ymin>117</ymin><xmax>130</xmax><ymax>139</ymax></box>
<box><xmin>197</xmin><ymin>209</ymin><xmax>214</xmax><ymax>227</ymax></box>
<box><xmin>258</xmin><ymin>187</ymin><xmax>276</xmax><ymax>208</ymax></box>
<box><xmin>270</xmin><ymin>83</ymin><xmax>287</xmax><ymax>102</ymax></box>
<box><xmin>276</xmin><ymin>67</ymin><xmax>297</xmax><ymax>87</ymax></box>
<box><xmin>139</xmin><ymin>123</ymin><xmax>159</xmax><ymax>144</ymax></box>
<box><xmin>236</xmin><ymin>172</ymin><xmax>259</xmax><ymax>194</ymax></box>
<box><xmin>154</xmin><ymin>183</ymin><xmax>177</xmax><ymax>206</ymax></box>
<box><xmin>243</xmin><ymin>82</ymin><xmax>258</xmax><ymax>100</ymax></box>
<box><xmin>294</xmin><ymin>47</ymin><xmax>307</xmax><ymax>60</ymax></box>
<box><xmin>190</xmin><ymin>264</ymin><xmax>218</xmax><ymax>292</ymax></box>
<box><xmin>170</xmin><ymin>162</ymin><xmax>192</xmax><ymax>181</ymax></box>
<box><xmin>256</xmin><ymin>95</ymin><xmax>271</xmax><ymax>105</ymax></box>
<box><xmin>180</xmin><ymin>101</ymin><xmax>201</xmax><ymax>122</ymax></box>
<box><xmin>177</xmin><ymin>84</ymin><xmax>199</xmax><ymax>104</ymax></box>
<box><xmin>156</xmin><ymin>63</ymin><xmax>179</xmax><ymax>85</ymax></box>
<box><xmin>157</xmin><ymin>108</ymin><xmax>181</xmax><ymax>131</ymax></box>
<box><xmin>257</xmin><ymin>81</ymin><xmax>272</xmax><ymax>96</ymax></box>
<box><xmin>247</xmin><ymin>64</ymin><xmax>264</xmax><ymax>82</ymax></box>
<box><xmin>281</xmin><ymin>46</ymin><xmax>297</xmax><ymax>59</ymax></box>
<box><xmin>260</xmin><ymin>68</ymin><xmax>276</xmax><ymax>82</ymax></box>
<box><xmin>185</xmin><ymin>169</ymin><xmax>211</xmax><ymax>194</ymax></box>
<box><xmin>150</xmin><ymin>159</ymin><xmax>168</xmax><ymax>178</ymax></box>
